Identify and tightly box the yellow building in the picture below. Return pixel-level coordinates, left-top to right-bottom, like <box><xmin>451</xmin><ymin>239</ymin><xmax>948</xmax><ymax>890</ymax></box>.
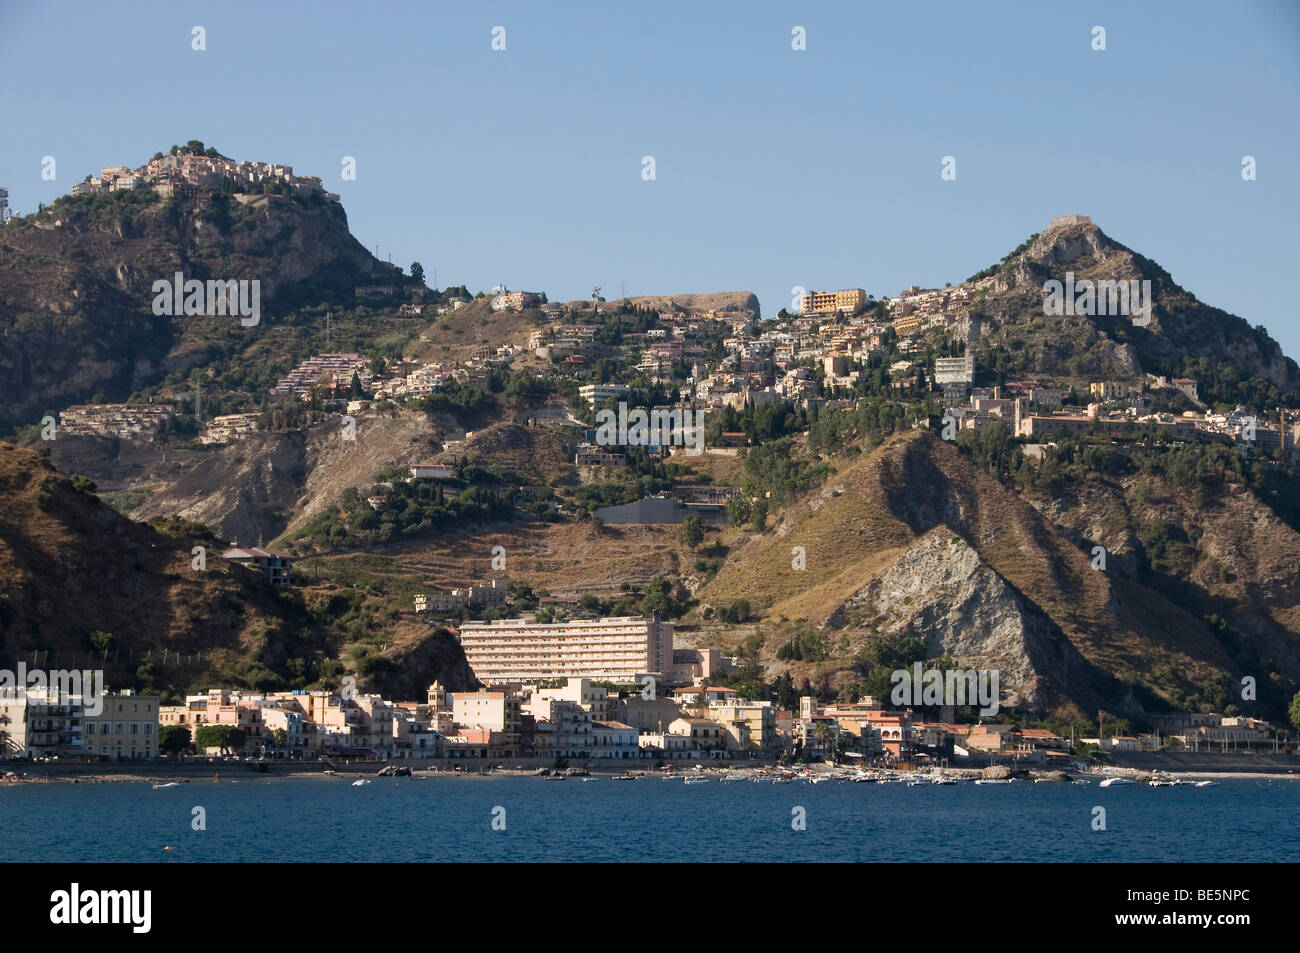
<box><xmin>83</xmin><ymin>690</ymin><xmax>159</xmax><ymax>761</ymax></box>
<box><xmin>799</xmin><ymin>289</ymin><xmax>866</xmax><ymax>315</ymax></box>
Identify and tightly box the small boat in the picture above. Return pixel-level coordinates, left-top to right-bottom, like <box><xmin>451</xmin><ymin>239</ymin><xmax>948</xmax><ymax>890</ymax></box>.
<box><xmin>1099</xmin><ymin>777</ymin><xmax>1135</xmax><ymax>787</ymax></box>
<box><xmin>351</xmin><ymin>779</ymin><xmax>369</xmax><ymax>787</ymax></box>
<box><xmin>152</xmin><ymin>782</ymin><xmax>180</xmax><ymax>789</ymax></box>
<box><xmin>1194</xmin><ymin>780</ymin><xmax>1217</xmax><ymax>788</ymax></box>
<box><xmin>932</xmin><ymin>778</ymin><xmax>957</xmax><ymax>785</ymax></box>
<box><xmin>1072</xmin><ymin>779</ymin><xmax>1090</xmax><ymax>785</ymax></box>
<box><xmin>611</xmin><ymin>775</ymin><xmax>636</xmax><ymax>781</ymax></box>
<box><xmin>974</xmin><ymin>778</ymin><xmax>1013</xmax><ymax>785</ymax></box>
<box><xmin>683</xmin><ymin>777</ymin><xmax>708</xmax><ymax>785</ymax></box>
<box><xmin>544</xmin><ymin>775</ymin><xmax>566</xmax><ymax>781</ymax></box>
<box><xmin>581</xmin><ymin>777</ymin><xmax>597</xmax><ymax>782</ymax></box>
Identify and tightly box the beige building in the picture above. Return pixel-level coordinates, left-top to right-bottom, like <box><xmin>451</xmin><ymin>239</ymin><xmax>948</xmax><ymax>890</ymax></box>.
<box><xmin>457</xmin><ymin>616</ymin><xmax>672</xmax><ymax>683</ymax></box>
<box><xmin>83</xmin><ymin>691</ymin><xmax>159</xmax><ymax>761</ymax></box>
<box><xmin>799</xmin><ymin>289</ymin><xmax>866</xmax><ymax>315</ymax></box>
<box><xmin>452</xmin><ymin>689</ymin><xmax>521</xmax><ymax>749</ymax></box>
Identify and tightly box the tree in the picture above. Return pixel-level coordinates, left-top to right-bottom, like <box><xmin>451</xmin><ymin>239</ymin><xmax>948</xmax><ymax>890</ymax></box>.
<box><xmin>813</xmin><ymin>721</ymin><xmax>834</xmax><ymax>762</ymax></box>
<box><xmin>409</xmin><ymin>262</ymin><xmax>425</xmax><ymax>285</ymax></box>
<box><xmin>350</xmin><ymin>370</ymin><xmax>363</xmax><ymax>399</ymax></box>
<box><xmin>158</xmin><ymin>725</ymin><xmax>191</xmax><ymax>759</ymax></box>
<box><xmin>1290</xmin><ymin>690</ymin><xmax>1300</xmax><ymax>734</ymax></box>
<box><xmin>680</xmin><ymin>515</ymin><xmax>703</xmax><ymax>550</ymax></box>
<box><xmin>194</xmin><ymin>725</ymin><xmax>246</xmax><ymax>755</ymax></box>
<box><xmin>89</xmin><ymin>630</ymin><xmax>115</xmax><ymax>655</ymax></box>
<box><xmin>751</xmin><ymin>498</ymin><xmax>768</xmax><ymax>531</ymax></box>
<box><xmin>640</xmin><ymin>576</ymin><xmax>675</xmax><ymax>617</ymax></box>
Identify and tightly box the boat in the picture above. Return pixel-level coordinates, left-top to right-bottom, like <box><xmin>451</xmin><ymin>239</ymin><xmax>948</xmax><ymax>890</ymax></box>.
<box><xmin>581</xmin><ymin>776</ymin><xmax>597</xmax><ymax>782</ymax></box>
<box><xmin>544</xmin><ymin>775</ymin><xmax>566</xmax><ymax>781</ymax></box>
<box><xmin>974</xmin><ymin>778</ymin><xmax>1013</xmax><ymax>785</ymax></box>
<box><xmin>611</xmin><ymin>774</ymin><xmax>636</xmax><ymax>781</ymax></box>
<box><xmin>351</xmin><ymin>779</ymin><xmax>369</xmax><ymax>787</ymax></box>
<box><xmin>1099</xmin><ymin>777</ymin><xmax>1135</xmax><ymax>787</ymax></box>
<box><xmin>683</xmin><ymin>777</ymin><xmax>708</xmax><ymax>785</ymax></box>
<box><xmin>152</xmin><ymin>782</ymin><xmax>180</xmax><ymax>790</ymax></box>
<box><xmin>1194</xmin><ymin>780</ymin><xmax>1217</xmax><ymax>788</ymax></box>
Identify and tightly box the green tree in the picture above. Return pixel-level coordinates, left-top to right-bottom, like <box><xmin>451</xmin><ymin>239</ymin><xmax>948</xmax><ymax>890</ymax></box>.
<box><xmin>194</xmin><ymin>725</ymin><xmax>247</xmax><ymax>755</ymax></box>
<box><xmin>1289</xmin><ymin>690</ymin><xmax>1300</xmax><ymax>734</ymax></box>
<box><xmin>680</xmin><ymin>515</ymin><xmax>703</xmax><ymax>550</ymax></box>
<box><xmin>640</xmin><ymin>576</ymin><xmax>675</xmax><ymax>617</ymax></box>
<box><xmin>409</xmin><ymin>262</ymin><xmax>425</xmax><ymax>285</ymax></box>
<box><xmin>89</xmin><ymin>630</ymin><xmax>115</xmax><ymax>655</ymax></box>
<box><xmin>814</xmin><ymin>721</ymin><xmax>834</xmax><ymax>762</ymax></box>
<box><xmin>158</xmin><ymin>725</ymin><xmax>191</xmax><ymax>758</ymax></box>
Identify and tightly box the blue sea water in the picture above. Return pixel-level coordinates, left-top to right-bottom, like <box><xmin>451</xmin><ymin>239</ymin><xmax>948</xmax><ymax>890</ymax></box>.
<box><xmin>1</xmin><ymin>776</ymin><xmax>1295</xmax><ymax>862</ymax></box>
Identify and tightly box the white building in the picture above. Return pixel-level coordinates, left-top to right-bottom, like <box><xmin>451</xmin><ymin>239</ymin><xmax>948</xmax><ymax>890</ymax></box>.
<box><xmin>457</xmin><ymin>616</ymin><xmax>673</xmax><ymax>683</ymax></box>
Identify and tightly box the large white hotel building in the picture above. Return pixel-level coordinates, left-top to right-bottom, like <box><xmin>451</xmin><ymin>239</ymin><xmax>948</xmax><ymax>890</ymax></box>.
<box><xmin>455</xmin><ymin>616</ymin><xmax>673</xmax><ymax>684</ymax></box>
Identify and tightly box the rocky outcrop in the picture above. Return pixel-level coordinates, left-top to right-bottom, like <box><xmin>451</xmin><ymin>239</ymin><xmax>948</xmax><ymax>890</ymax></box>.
<box><xmin>824</xmin><ymin>531</ymin><xmax>1090</xmax><ymax>711</ymax></box>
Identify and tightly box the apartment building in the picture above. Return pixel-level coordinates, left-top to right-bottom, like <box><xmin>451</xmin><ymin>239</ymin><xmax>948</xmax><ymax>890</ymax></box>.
<box><xmin>578</xmin><ymin>383</ymin><xmax>631</xmax><ymax>406</ymax></box>
<box><xmin>451</xmin><ymin>689</ymin><xmax>521</xmax><ymax>749</ymax></box>
<box><xmin>269</xmin><ymin>353</ymin><xmax>370</xmax><ymax>398</ymax></box>
<box><xmin>456</xmin><ymin>616</ymin><xmax>673</xmax><ymax>683</ymax></box>
<box><xmin>799</xmin><ymin>289</ymin><xmax>866</xmax><ymax>315</ymax></box>
<box><xmin>933</xmin><ymin>354</ymin><xmax>975</xmax><ymax>385</ymax></box>
<box><xmin>1089</xmin><ymin>381</ymin><xmax>1130</xmax><ymax>401</ymax></box>
<box><xmin>82</xmin><ymin>691</ymin><xmax>160</xmax><ymax>761</ymax></box>
<box><xmin>199</xmin><ymin>412</ymin><xmax>260</xmax><ymax>444</ymax></box>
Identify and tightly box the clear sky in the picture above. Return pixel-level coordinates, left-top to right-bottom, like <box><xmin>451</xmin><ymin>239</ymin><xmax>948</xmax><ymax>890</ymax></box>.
<box><xmin>2</xmin><ymin>1</ymin><xmax>1298</xmax><ymax>357</ymax></box>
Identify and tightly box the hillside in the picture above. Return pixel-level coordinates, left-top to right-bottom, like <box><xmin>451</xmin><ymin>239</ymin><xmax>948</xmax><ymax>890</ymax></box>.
<box><xmin>596</xmin><ymin>290</ymin><xmax>760</xmax><ymax>318</ymax></box>
<box><xmin>0</xmin><ymin>442</ymin><xmax>476</xmax><ymax>701</ymax></box>
<box><xmin>692</xmin><ymin>430</ymin><xmax>1300</xmax><ymax>721</ymax></box>
<box><xmin>0</xmin><ymin>161</ymin><xmax>399</xmax><ymax>433</ymax></box>
<box><xmin>126</xmin><ymin>408</ymin><xmax>440</xmax><ymax>545</ymax></box>
<box><xmin>961</xmin><ymin>220</ymin><xmax>1300</xmax><ymax>398</ymax></box>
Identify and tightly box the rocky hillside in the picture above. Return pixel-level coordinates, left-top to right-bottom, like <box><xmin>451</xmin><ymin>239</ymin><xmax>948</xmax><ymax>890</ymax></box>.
<box><xmin>0</xmin><ymin>166</ymin><xmax>397</xmax><ymax>432</ymax></box>
<box><xmin>599</xmin><ymin>290</ymin><xmax>760</xmax><ymax>318</ymax></box>
<box><xmin>963</xmin><ymin>220</ymin><xmax>1300</xmax><ymax>398</ymax></box>
<box><xmin>694</xmin><ymin>430</ymin><xmax>1299</xmax><ymax>722</ymax></box>
<box><xmin>0</xmin><ymin>442</ymin><xmax>476</xmax><ymax>700</ymax></box>
<box><xmin>126</xmin><ymin>409</ymin><xmax>439</xmax><ymax>545</ymax></box>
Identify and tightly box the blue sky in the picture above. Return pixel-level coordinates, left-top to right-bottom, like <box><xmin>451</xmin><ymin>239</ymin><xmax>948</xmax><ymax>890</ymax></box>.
<box><xmin>2</xmin><ymin>0</ymin><xmax>1298</xmax><ymax>358</ymax></box>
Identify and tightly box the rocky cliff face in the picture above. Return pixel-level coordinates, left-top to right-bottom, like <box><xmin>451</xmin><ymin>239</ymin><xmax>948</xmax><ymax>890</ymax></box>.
<box><xmin>0</xmin><ymin>186</ymin><xmax>392</xmax><ymax>431</ymax></box>
<box><xmin>826</xmin><ymin>531</ymin><xmax>1088</xmax><ymax>711</ymax></box>
<box><xmin>971</xmin><ymin>221</ymin><xmax>1300</xmax><ymax>392</ymax></box>
<box><xmin>127</xmin><ymin>410</ymin><xmax>439</xmax><ymax>545</ymax></box>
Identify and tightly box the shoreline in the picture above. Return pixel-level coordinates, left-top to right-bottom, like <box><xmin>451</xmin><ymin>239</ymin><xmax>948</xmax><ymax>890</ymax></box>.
<box><xmin>5</xmin><ymin>761</ymin><xmax>1299</xmax><ymax>785</ymax></box>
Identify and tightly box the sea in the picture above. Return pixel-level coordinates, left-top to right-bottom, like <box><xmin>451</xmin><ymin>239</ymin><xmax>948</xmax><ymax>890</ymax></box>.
<box><xmin>2</xmin><ymin>776</ymin><xmax>1296</xmax><ymax>863</ymax></box>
